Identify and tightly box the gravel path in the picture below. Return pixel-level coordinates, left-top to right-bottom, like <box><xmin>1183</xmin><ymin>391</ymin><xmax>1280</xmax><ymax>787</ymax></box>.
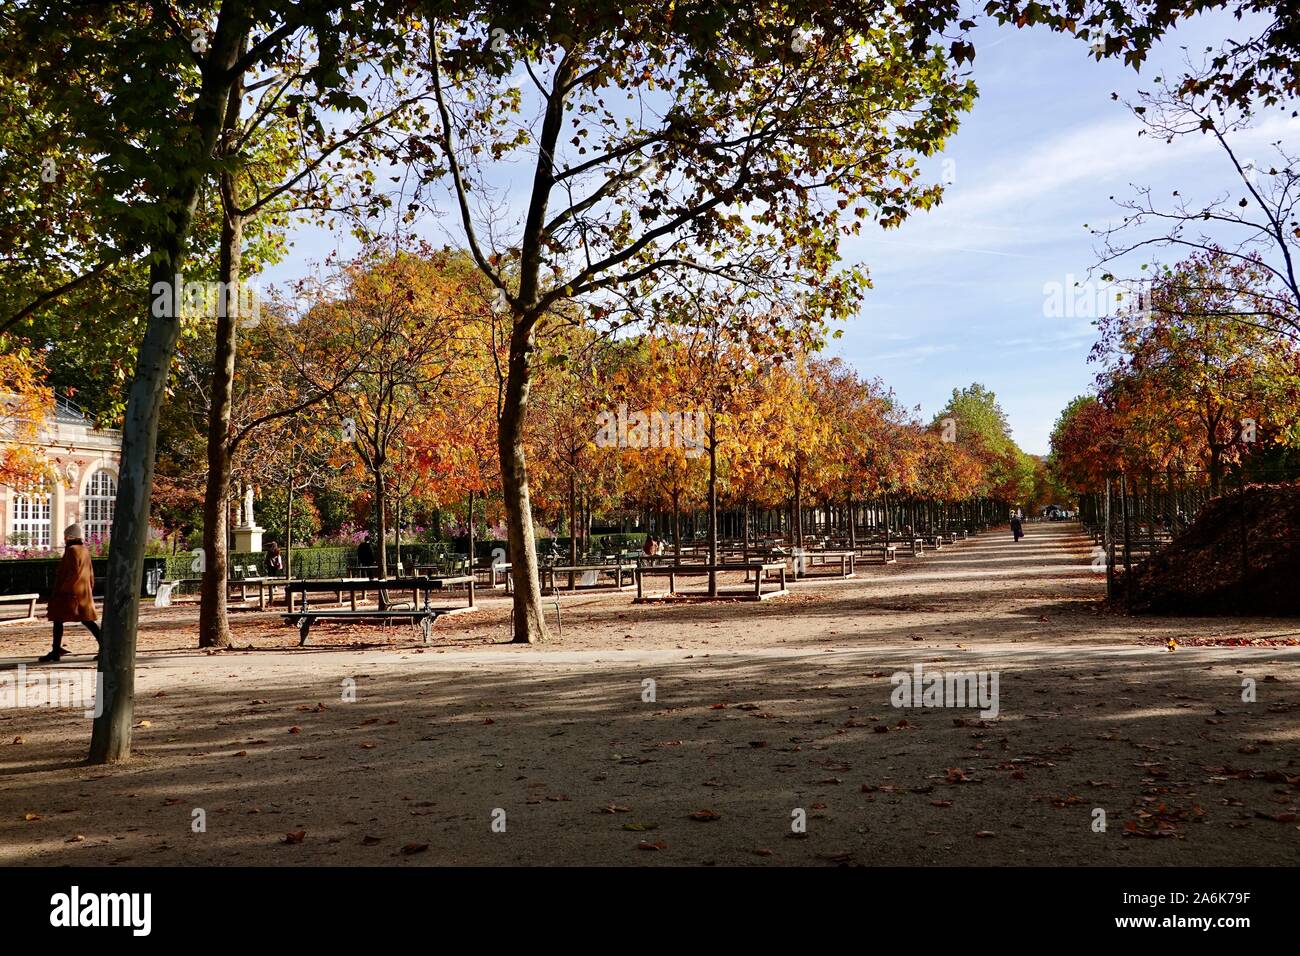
<box><xmin>2</xmin><ymin>522</ymin><xmax>1297</xmax><ymax>865</ymax></box>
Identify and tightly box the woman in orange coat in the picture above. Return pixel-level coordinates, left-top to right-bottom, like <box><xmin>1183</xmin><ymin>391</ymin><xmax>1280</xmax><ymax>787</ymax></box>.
<box><xmin>40</xmin><ymin>523</ymin><xmax>102</xmax><ymax>663</ymax></box>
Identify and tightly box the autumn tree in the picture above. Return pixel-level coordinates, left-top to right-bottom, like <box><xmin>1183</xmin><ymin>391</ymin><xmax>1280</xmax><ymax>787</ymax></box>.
<box><xmin>0</xmin><ymin>344</ymin><xmax>55</xmax><ymax>490</ymax></box>
<box><xmin>319</xmin><ymin>247</ymin><xmax>483</xmax><ymax>578</ymax></box>
<box><xmin>823</xmin><ymin>370</ymin><xmax>924</xmax><ymax>543</ymax></box>
<box><xmin>1</xmin><ymin>0</ymin><xmax>437</xmax><ymax>762</ymax></box>
<box><xmin>412</xmin><ymin>4</ymin><xmax>975</xmax><ymax>641</ymax></box>
<box><xmin>653</xmin><ymin>291</ymin><xmax>802</xmax><ymax>592</ymax></box>
<box><xmin>932</xmin><ymin>383</ymin><xmax>1034</xmax><ymax>505</ymax></box>
<box><xmin>1091</xmin><ymin>250</ymin><xmax>1300</xmax><ymax>492</ymax></box>
<box><xmin>1048</xmin><ymin>395</ymin><xmax>1124</xmax><ymax>495</ymax></box>
<box><xmin>984</xmin><ymin>1</ymin><xmax>1300</xmax><ymax>110</ymax></box>
<box><xmin>527</xmin><ymin>327</ymin><xmax>622</xmax><ymax>572</ymax></box>
<box><xmin>1096</xmin><ymin>76</ymin><xmax>1300</xmax><ymax>341</ymax></box>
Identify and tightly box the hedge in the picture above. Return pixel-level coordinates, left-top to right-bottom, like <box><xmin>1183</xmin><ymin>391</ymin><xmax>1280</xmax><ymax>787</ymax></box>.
<box><xmin>2</xmin><ymin>532</ymin><xmax>651</xmax><ymax>599</ymax></box>
<box><xmin>0</xmin><ymin>557</ymin><xmax>169</xmax><ymax>600</ymax></box>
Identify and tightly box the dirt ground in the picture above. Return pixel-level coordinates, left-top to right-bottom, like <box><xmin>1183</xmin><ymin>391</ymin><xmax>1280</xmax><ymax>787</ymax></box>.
<box><xmin>2</xmin><ymin>521</ymin><xmax>1298</xmax><ymax>866</ymax></box>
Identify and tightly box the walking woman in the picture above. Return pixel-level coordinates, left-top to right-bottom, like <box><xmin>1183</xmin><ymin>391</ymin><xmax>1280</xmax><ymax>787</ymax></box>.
<box><xmin>39</xmin><ymin>523</ymin><xmax>102</xmax><ymax>663</ymax></box>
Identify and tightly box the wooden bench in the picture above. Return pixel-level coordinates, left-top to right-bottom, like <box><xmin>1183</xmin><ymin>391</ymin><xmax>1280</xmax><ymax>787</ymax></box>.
<box><xmin>418</xmin><ymin>574</ymin><xmax>476</xmax><ymax>608</ymax></box>
<box><xmin>288</xmin><ymin>575</ymin><xmax>475</xmax><ymax>612</ymax></box>
<box><xmin>479</xmin><ymin>562</ymin><xmax>510</xmax><ymax>589</ymax></box>
<box><xmin>285</xmin><ymin>579</ymin><xmax>380</xmax><ymax>612</ymax></box>
<box><xmin>854</xmin><ymin>543</ymin><xmax>897</xmax><ymax>564</ymax></box>
<box><xmin>415</xmin><ymin>558</ymin><xmax>471</xmax><ymax>577</ymax></box>
<box><xmin>1122</xmin><ymin>537</ymin><xmax>1168</xmax><ymax>555</ymax></box>
<box><xmin>542</xmin><ymin>563</ymin><xmax>637</xmax><ymax>593</ymax></box>
<box><xmin>794</xmin><ymin>550</ymin><xmax>856</xmax><ymax>579</ymax></box>
<box><xmin>281</xmin><ymin>607</ymin><xmax>456</xmax><ymax>646</ymax></box>
<box><xmin>0</xmin><ymin>593</ymin><xmax>39</xmax><ymax>625</ymax></box>
<box><xmin>635</xmin><ymin>562</ymin><xmax>788</xmax><ymax>601</ymax></box>
<box><xmin>895</xmin><ymin>537</ymin><xmax>925</xmax><ymax>557</ymax></box>
<box><xmin>152</xmin><ymin>577</ymin><xmax>288</xmax><ymax>609</ymax></box>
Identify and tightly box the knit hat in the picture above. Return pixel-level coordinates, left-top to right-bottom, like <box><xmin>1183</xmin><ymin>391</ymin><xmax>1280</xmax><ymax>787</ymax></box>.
<box><xmin>64</xmin><ymin>524</ymin><xmax>83</xmax><ymax>541</ymax></box>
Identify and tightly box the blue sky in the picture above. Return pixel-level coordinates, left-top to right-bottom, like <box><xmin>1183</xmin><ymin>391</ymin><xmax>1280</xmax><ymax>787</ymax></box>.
<box><xmin>831</xmin><ymin>12</ymin><xmax>1293</xmax><ymax>454</ymax></box>
<box><xmin>264</xmin><ymin>13</ymin><xmax>1293</xmax><ymax>456</ymax></box>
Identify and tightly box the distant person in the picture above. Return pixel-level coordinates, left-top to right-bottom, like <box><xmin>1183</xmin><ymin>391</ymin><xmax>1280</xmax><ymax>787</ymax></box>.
<box><xmin>356</xmin><ymin>538</ymin><xmax>376</xmax><ymax>576</ymax></box>
<box><xmin>642</xmin><ymin>535</ymin><xmax>660</xmax><ymax>557</ymax></box>
<box><xmin>39</xmin><ymin>524</ymin><xmax>101</xmax><ymax>663</ymax></box>
<box><xmin>1010</xmin><ymin>514</ymin><xmax>1024</xmax><ymax>542</ymax></box>
<box><xmin>265</xmin><ymin>540</ymin><xmax>284</xmax><ymax>576</ymax></box>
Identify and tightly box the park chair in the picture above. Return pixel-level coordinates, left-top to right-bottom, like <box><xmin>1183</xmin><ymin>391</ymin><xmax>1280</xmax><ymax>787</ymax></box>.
<box><xmin>377</xmin><ymin>583</ymin><xmax>414</xmax><ymax>612</ymax></box>
<box><xmin>374</xmin><ymin>583</ymin><xmax>416</xmax><ymax>636</ymax></box>
<box><xmin>509</xmin><ymin>591</ymin><xmax>561</xmax><ymax>637</ymax></box>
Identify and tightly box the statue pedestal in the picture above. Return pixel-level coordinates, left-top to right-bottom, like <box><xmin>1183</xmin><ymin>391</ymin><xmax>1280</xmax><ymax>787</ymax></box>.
<box><xmin>233</xmin><ymin>525</ymin><xmax>264</xmax><ymax>554</ymax></box>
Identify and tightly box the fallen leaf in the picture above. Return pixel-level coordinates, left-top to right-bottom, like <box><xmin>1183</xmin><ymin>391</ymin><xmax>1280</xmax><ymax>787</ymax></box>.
<box><xmin>1255</xmin><ymin>811</ymin><xmax>1298</xmax><ymax>823</ymax></box>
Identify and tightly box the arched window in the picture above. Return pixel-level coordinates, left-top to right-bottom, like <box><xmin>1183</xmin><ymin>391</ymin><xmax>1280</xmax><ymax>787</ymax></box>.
<box><xmin>83</xmin><ymin>469</ymin><xmax>116</xmax><ymax>541</ymax></box>
<box><xmin>11</xmin><ymin>483</ymin><xmax>52</xmax><ymax>549</ymax></box>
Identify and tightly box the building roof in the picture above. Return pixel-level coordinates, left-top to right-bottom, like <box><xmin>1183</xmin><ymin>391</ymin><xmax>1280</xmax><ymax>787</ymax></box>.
<box><xmin>52</xmin><ymin>393</ymin><xmax>94</xmax><ymax>426</ymax></box>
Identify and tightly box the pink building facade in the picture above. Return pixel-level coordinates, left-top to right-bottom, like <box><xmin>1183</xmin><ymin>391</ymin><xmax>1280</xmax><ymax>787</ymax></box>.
<box><xmin>1</xmin><ymin>396</ymin><xmax>122</xmax><ymax>549</ymax></box>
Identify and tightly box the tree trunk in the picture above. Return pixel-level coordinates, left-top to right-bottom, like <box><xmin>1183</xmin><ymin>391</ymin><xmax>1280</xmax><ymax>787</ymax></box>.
<box><xmin>198</xmin><ymin>165</ymin><xmax>243</xmax><ymax>649</ymax></box>
<box><xmin>499</xmin><ymin>322</ymin><xmax>548</xmax><ymax>643</ymax></box>
<box><xmin>707</xmin><ymin>413</ymin><xmax>718</xmax><ymax>597</ymax></box>
<box><xmin>672</xmin><ymin>491</ymin><xmax>681</xmax><ymax>559</ymax></box>
<box><xmin>88</xmin><ymin>255</ymin><xmax>190</xmax><ymax>763</ymax></box>
<box><xmin>1209</xmin><ymin>446</ymin><xmax>1224</xmax><ymax>497</ymax></box>
<box><xmin>793</xmin><ymin>467</ymin><xmax>804</xmax><ymax>551</ymax></box>
<box><xmin>467</xmin><ymin>489</ymin><xmax>475</xmax><ymax>582</ymax></box>
<box><xmin>89</xmin><ymin>17</ymin><xmax>248</xmax><ymax>763</ymax></box>
<box><xmin>395</xmin><ymin>495</ymin><xmax>403</xmax><ymax>574</ymax></box>
<box><xmin>567</xmin><ymin>471</ymin><xmax>577</xmax><ymax>590</ymax></box>
<box><xmin>285</xmin><ymin>475</ymin><xmax>295</xmax><ymax>582</ymax></box>
<box><xmin>375</xmin><ymin>468</ymin><xmax>388</xmax><ymax>580</ymax></box>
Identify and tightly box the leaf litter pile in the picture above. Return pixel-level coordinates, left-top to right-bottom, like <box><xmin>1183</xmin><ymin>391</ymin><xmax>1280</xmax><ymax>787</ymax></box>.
<box><xmin>1121</xmin><ymin>483</ymin><xmax>1300</xmax><ymax>619</ymax></box>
